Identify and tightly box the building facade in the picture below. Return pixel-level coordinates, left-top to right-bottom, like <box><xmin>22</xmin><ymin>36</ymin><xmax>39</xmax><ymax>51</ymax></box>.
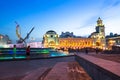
<box><xmin>59</xmin><ymin>38</ymin><xmax>93</xmax><ymax>49</ymax></box>
<box><xmin>60</xmin><ymin>32</ymin><xmax>75</xmax><ymax>38</ymax></box>
<box><xmin>43</xmin><ymin>30</ymin><xmax>59</xmax><ymax>48</ymax></box>
<box><xmin>0</xmin><ymin>34</ymin><xmax>12</xmax><ymax>48</ymax></box>
<box><xmin>106</xmin><ymin>33</ymin><xmax>120</xmax><ymax>49</ymax></box>
<box><xmin>89</xmin><ymin>17</ymin><xmax>106</xmax><ymax>49</ymax></box>
<box><xmin>43</xmin><ymin>18</ymin><xmax>106</xmax><ymax>50</ymax></box>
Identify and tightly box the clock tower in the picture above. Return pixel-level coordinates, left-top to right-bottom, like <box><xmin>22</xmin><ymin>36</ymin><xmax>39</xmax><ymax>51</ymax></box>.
<box><xmin>96</xmin><ymin>17</ymin><xmax>105</xmax><ymax>37</ymax></box>
<box><xmin>95</xmin><ymin>17</ymin><xmax>106</xmax><ymax>49</ymax></box>
<box><xmin>90</xmin><ymin>17</ymin><xmax>106</xmax><ymax>49</ymax></box>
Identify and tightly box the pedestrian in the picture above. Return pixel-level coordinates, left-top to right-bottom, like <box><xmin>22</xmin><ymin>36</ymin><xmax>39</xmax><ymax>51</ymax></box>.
<box><xmin>26</xmin><ymin>46</ymin><xmax>30</xmax><ymax>60</ymax></box>
<box><xmin>96</xmin><ymin>48</ymin><xmax>99</xmax><ymax>54</ymax></box>
<box><xmin>13</xmin><ymin>45</ymin><xmax>16</xmax><ymax>59</ymax></box>
<box><xmin>85</xmin><ymin>48</ymin><xmax>88</xmax><ymax>54</ymax></box>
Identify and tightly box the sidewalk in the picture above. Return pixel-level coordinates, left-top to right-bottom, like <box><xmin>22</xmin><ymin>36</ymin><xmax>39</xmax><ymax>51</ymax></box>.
<box><xmin>44</xmin><ymin>62</ymin><xmax>92</xmax><ymax>80</ymax></box>
<box><xmin>76</xmin><ymin>54</ymin><xmax>120</xmax><ymax>77</ymax></box>
<box><xmin>0</xmin><ymin>56</ymin><xmax>75</xmax><ymax>80</ymax></box>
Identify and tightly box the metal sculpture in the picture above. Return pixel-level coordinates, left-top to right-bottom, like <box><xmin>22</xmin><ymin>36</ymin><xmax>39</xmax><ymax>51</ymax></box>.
<box><xmin>15</xmin><ymin>22</ymin><xmax>34</xmax><ymax>46</ymax></box>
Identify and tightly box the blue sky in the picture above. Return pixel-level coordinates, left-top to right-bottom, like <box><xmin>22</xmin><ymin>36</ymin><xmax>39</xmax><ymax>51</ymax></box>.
<box><xmin>0</xmin><ymin>0</ymin><xmax>120</xmax><ymax>43</ymax></box>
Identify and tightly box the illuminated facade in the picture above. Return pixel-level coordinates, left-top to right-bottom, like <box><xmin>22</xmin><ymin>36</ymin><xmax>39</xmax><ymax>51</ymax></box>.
<box><xmin>43</xmin><ymin>35</ymin><xmax>93</xmax><ymax>49</ymax></box>
<box><xmin>43</xmin><ymin>17</ymin><xmax>106</xmax><ymax>49</ymax></box>
<box><xmin>43</xmin><ymin>30</ymin><xmax>59</xmax><ymax>48</ymax></box>
<box><xmin>0</xmin><ymin>34</ymin><xmax>12</xmax><ymax>48</ymax></box>
<box><xmin>89</xmin><ymin>17</ymin><xmax>106</xmax><ymax>49</ymax></box>
<box><xmin>59</xmin><ymin>38</ymin><xmax>93</xmax><ymax>49</ymax></box>
<box><xmin>106</xmin><ymin>33</ymin><xmax>120</xmax><ymax>49</ymax></box>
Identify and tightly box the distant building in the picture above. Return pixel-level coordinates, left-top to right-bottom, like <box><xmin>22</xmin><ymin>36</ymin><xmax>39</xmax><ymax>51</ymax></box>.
<box><xmin>60</xmin><ymin>31</ymin><xmax>82</xmax><ymax>38</ymax></box>
<box><xmin>106</xmin><ymin>33</ymin><xmax>120</xmax><ymax>49</ymax></box>
<box><xmin>0</xmin><ymin>34</ymin><xmax>12</xmax><ymax>48</ymax></box>
<box><xmin>60</xmin><ymin>32</ymin><xmax>76</xmax><ymax>38</ymax></box>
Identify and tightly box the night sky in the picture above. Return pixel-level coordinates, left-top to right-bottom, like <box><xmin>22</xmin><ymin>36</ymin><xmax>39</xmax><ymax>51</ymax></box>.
<box><xmin>0</xmin><ymin>0</ymin><xmax>120</xmax><ymax>43</ymax></box>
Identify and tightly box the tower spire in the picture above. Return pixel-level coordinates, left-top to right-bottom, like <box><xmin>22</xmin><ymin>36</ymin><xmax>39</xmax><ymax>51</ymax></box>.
<box><xmin>97</xmin><ymin>17</ymin><xmax>103</xmax><ymax>26</ymax></box>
